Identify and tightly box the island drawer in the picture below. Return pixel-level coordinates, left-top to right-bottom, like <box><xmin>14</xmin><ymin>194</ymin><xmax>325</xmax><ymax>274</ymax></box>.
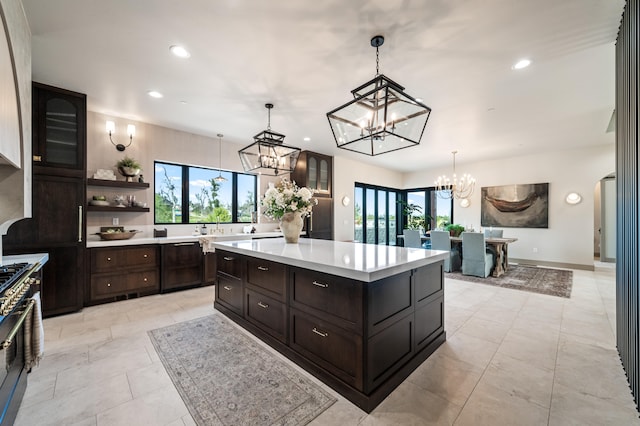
<box><xmin>291</xmin><ymin>268</ymin><xmax>362</xmax><ymax>329</ymax></box>
<box><xmin>290</xmin><ymin>308</ymin><xmax>363</xmax><ymax>390</ymax></box>
<box><xmin>217</xmin><ymin>250</ymin><xmax>243</xmax><ymax>279</ymax></box>
<box><xmin>247</xmin><ymin>258</ymin><xmax>286</xmax><ymax>299</ymax></box>
<box><xmin>217</xmin><ymin>274</ymin><xmax>243</xmax><ymax>315</ymax></box>
<box><xmin>246</xmin><ymin>289</ymin><xmax>287</xmax><ymax>343</ymax></box>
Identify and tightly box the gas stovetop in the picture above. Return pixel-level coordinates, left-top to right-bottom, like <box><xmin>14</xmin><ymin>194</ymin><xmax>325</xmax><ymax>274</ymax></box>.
<box><xmin>0</xmin><ymin>262</ymin><xmax>30</xmax><ymax>294</ymax></box>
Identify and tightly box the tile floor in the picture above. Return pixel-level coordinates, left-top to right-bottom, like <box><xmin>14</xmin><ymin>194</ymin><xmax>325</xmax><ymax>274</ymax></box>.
<box><xmin>15</xmin><ymin>262</ymin><xmax>640</xmax><ymax>425</ymax></box>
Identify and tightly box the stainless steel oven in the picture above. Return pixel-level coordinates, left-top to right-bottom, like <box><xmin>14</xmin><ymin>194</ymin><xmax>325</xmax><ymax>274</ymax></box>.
<box><xmin>0</xmin><ymin>262</ymin><xmax>40</xmax><ymax>425</ymax></box>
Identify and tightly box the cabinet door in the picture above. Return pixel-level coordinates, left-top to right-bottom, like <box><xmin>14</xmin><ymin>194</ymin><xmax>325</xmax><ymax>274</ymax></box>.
<box><xmin>3</xmin><ymin>174</ymin><xmax>85</xmax><ymax>248</ymax></box>
<box><xmin>306</xmin><ymin>197</ymin><xmax>333</xmax><ymax>240</ymax></box>
<box><xmin>161</xmin><ymin>243</ymin><xmax>202</xmax><ymax>291</ymax></box>
<box><xmin>203</xmin><ymin>252</ymin><xmax>217</xmax><ymax>284</ymax></box>
<box><xmin>33</xmin><ymin>83</ymin><xmax>86</xmax><ymax>174</ymax></box>
<box><xmin>41</xmin><ymin>245</ymin><xmax>84</xmax><ymax>316</ymax></box>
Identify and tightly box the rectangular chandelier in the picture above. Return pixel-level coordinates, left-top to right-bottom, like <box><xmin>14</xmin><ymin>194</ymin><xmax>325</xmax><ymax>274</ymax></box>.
<box><xmin>238</xmin><ymin>130</ymin><xmax>301</xmax><ymax>176</ymax></box>
<box><xmin>327</xmin><ymin>74</ymin><xmax>431</xmax><ymax>156</ymax></box>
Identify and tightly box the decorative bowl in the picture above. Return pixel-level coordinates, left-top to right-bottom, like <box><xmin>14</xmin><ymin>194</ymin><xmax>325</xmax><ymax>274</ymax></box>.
<box><xmin>95</xmin><ymin>230</ymin><xmax>140</xmax><ymax>240</ymax></box>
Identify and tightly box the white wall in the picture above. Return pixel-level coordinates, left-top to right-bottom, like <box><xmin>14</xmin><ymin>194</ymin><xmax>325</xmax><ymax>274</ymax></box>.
<box><xmin>0</xmin><ymin>0</ymin><xmax>31</xmax><ymax>261</ymax></box>
<box><xmin>86</xmin><ymin>111</ymin><xmax>282</xmax><ymax>236</ymax></box>
<box><xmin>333</xmin><ymin>155</ymin><xmax>404</xmax><ymax>242</ymax></box>
<box><xmin>403</xmin><ymin>145</ymin><xmax>615</xmax><ymax>268</ymax></box>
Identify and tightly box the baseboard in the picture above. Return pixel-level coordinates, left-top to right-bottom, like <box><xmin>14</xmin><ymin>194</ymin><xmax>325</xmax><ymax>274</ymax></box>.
<box><xmin>510</xmin><ymin>258</ymin><xmax>595</xmax><ymax>271</ymax></box>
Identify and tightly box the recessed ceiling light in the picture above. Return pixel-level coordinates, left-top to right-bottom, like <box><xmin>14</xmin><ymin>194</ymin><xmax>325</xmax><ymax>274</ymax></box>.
<box><xmin>148</xmin><ymin>91</ymin><xmax>163</xmax><ymax>98</ymax></box>
<box><xmin>170</xmin><ymin>45</ymin><xmax>190</xmax><ymax>58</ymax></box>
<box><xmin>512</xmin><ymin>59</ymin><xmax>531</xmax><ymax>70</ymax></box>
<box><xmin>303</xmin><ymin>137</ymin><xmax>311</xmax><ymax>142</ymax></box>
<box><xmin>180</xmin><ymin>100</ymin><xmax>187</xmax><ymax>104</ymax></box>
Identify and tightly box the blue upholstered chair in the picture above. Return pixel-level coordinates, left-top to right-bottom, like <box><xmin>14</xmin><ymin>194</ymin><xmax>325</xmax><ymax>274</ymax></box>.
<box><xmin>402</xmin><ymin>229</ymin><xmax>423</xmax><ymax>248</ymax></box>
<box><xmin>430</xmin><ymin>230</ymin><xmax>461</xmax><ymax>272</ymax></box>
<box><xmin>462</xmin><ymin>232</ymin><xmax>494</xmax><ymax>278</ymax></box>
<box><xmin>484</xmin><ymin>229</ymin><xmax>504</xmax><ymax>238</ymax></box>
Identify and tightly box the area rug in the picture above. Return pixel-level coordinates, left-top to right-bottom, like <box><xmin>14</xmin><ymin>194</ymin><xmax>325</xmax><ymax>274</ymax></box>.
<box><xmin>445</xmin><ymin>264</ymin><xmax>573</xmax><ymax>298</ymax></box>
<box><xmin>148</xmin><ymin>314</ymin><xmax>336</xmax><ymax>425</ymax></box>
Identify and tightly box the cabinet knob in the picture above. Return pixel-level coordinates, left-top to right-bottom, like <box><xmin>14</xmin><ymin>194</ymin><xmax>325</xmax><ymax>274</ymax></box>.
<box><xmin>143</xmin><ymin>254</ymin><xmax>148</xmax><ymax>258</ymax></box>
<box><xmin>107</xmin><ymin>283</ymin><xmax>111</xmax><ymax>287</ymax></box>
<box><xmin>107</xmin><ymin>257</ymin><xmax>111</xmax><ymax>261</ymax></box>
<box><xmin>143</xmin><ymin>277</ymin><xmax>148</xmax><ymax>282</ymax></box>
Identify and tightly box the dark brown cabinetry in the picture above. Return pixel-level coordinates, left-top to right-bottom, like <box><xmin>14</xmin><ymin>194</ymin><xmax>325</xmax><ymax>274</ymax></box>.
<box><xmin>291</xmin><ymin>151</ymin><xmax>332</xmax><ymax>197</ymax></box>
<box><xmin>32</xmin><ymin>82</ymin><xmax>86</xmax><ymax>176</ymax></box>
<box><xmin>3</xmin><ymin>83</ymin><xmax>87</xmax><ymax>317</ymax></box>
<box><xmin>291</xmin><ymin>151</ymin><xmax>333</xmax><ymax>240</ymax></box>
<box><xmin>213</xmin><ymin>250</ymin><xmax>445</xmax><ymax>412</ymax></box>
<box><xmin>88</xmin><ymin>245</ymin><xmax>159</xmax><ymax>303</ymax></box>
<box><xmin>203</xmin><ymin>251</ymin><xmax>217</xmax><ymax>284</ymax></box>
<box><xmin>161</xmin><ymin>242</ymin><xmax>203</xmax><ymax>292</ymax></box>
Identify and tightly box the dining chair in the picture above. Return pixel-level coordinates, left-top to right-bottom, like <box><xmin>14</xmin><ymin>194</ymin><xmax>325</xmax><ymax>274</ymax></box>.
<box><xmin>483</xmin><ymin>229</ymin><xmax>504</xmax><ymax>238</ymax></box>
<box><xmin>430</xmin><ymin>230</ymin><xmax>461</xmax><ymax>272</ymax></box>
<box><xmin>461</xmin><ymin>232</ymin><xmax>494</xmax><ymax>278</ymax></box>
<box><xmin>402</xmin><ymin>229</ymin><xmax>423</xmax><ymax>248</ymax></box>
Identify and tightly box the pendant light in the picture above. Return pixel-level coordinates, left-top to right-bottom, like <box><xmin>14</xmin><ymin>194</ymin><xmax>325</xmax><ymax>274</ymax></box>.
<box><xmin>435</xmin><ymin>151</ymin><xmax>475</xmax><ymax>199</ymax></box>
<box><xmin>327</xmin><ymin>35</ymin><xmax>432</xmax><ymax>156</ymax></box>
<box><xmin>214</xmin><ymin>133</ymin><xmax>227</xmax><ymax>183</ymax></box>
<box><xmin>238</xmin><ymin>103</ymin><xmax>301</xmax><ymax>175</ymax></box>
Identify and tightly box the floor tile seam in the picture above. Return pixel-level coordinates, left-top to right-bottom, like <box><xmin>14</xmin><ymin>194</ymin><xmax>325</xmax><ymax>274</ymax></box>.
<box><xmin>450</xmin><ymin>311</ymin><xmax>513</xmax><ymax>425</ymax></box>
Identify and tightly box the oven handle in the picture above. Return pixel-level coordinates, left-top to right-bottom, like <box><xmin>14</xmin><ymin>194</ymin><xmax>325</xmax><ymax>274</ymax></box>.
<box><xmin>2</xmin><ymin>299</ymin><xmax>35</xmax><ymax>350</ymax></box>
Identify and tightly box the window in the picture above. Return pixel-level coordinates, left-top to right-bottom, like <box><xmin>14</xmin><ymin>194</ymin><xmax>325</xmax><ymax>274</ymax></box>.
<box><xmin>154</xmin><ymin>161</ymin><xmax>256</xmax><ymax>224</ymax></box>
<box><xmin>353</xmin><ymin>183</ymin><xmax>452</xmax><ymax>246</ymax></box>
<box><xmin>354</xmin><ymin>183</ymin><xmax>401</xmax><ymax>245</ymax></box>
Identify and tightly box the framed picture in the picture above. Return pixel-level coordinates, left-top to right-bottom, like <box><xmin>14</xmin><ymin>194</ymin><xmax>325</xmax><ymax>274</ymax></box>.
<box><xmin>481</xmin><ymin>183</ymin><xmax>549</xmax><ymax>228</ymax></box>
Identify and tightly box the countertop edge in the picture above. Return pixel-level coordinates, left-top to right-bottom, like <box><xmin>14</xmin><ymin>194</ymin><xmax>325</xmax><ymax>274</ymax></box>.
<box><xmin>213</xmin><ymin>240</ymin><xmax>448</xmax><ymax>282</ymax></box>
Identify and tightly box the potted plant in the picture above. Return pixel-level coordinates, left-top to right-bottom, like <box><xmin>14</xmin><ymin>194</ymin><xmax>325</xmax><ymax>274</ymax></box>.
<box><xmin>445</xmin><ymin>223</ymin><xmax>465</xmax><ymax>237</ymax></box>
<box><xmin>397</xmin><ymin>200</ymin><xmax>432</xmax><ymax>232</ymax></box>
<box><xmin>116</xmin><ymin>156</ymin><xmax>142</xmax><ymax>182</ymax></box>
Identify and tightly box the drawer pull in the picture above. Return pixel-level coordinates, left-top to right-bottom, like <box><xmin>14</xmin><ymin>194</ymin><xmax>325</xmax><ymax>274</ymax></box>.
<box><xmin>257</xmin><ymin>301</ymin><xmax>269</xmax><ymax>309</ymax></box>
<box><xmin>223</xmin><ymin>256</ymin><xmax>234</xmax><ymax>261</ymax></box>
<box><xmin>257</xmin><ymin>266</ymin><xmax>269</xmax><ymax>271</ymax></box>
<box><xmin>312</xmin><ymin>281</ymin><xmax>329</xmax><ymax>288</ymax></box>
<box><xmin>143</xmin><ymin>254</ymin><xmax>148</xmax><ymax>258</ymax></box>
<box><xmin>174</xmin><ymin>243</ymin><xmax>195</xmax><ymax>247</ymax></box>
<box><xmin>312</xmin><ymin>327</ymin><xmax>328</xmax><ymax>338</ymax></box>
<box><xmin>107</xmin><ymin>257</ymin><xmax>112</xmax><ymax>261</ymax></box>
<box><xmin>223</xmin><ymin>285</ymin><xmax>232</xmax><ymax>291</ymax></box>
<box><xmin>107</xmin><ymin>283</ymin><xmax>111</xmax><ymax>287</ymax></box>
<box><xmin>143</xmin><ymin>277</ymin><xmax>148</xmax><ymax>282</ymax></box>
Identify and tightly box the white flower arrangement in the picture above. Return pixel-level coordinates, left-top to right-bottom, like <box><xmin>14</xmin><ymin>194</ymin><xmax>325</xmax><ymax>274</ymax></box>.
<box><xmin>261</xmin><ymin>178</ymin><xmax>317</xmax><ymax>220</ymax></box>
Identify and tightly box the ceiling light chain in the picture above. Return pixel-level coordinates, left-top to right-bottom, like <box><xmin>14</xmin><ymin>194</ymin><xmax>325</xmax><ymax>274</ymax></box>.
<box><xmin>214</xmin><ymin>133</ymin><xmax>227</xmax><ymax>183</ymax></box>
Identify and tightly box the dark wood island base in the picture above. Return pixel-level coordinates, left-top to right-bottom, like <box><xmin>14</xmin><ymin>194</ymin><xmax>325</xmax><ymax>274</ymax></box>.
<box><xmin>213</xmin><ymin>246</ymin><xmax>446</xmax><ymax>413</ymax></box>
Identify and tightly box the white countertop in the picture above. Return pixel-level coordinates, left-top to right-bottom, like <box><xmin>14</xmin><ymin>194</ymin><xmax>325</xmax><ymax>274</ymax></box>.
<box><xmin>212</xmin><ymin>239</ymin><xmax>448</xmax><ymax>282</ymax></box>
<box><xmin>86</xmin><ymin>231</ymin><xmax>286</xmax><ymax>248</ymax></box>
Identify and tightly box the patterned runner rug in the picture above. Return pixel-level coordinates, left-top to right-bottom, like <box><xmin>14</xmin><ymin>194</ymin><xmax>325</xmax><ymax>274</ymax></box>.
<box><xmin>445</xmin><ymin>264</ymin><xmax>573</xmax><ymax>298</ymax></box>
<box><xmin>149</xmin><ymin>314</ymin><xmax>336</xmax><ymax>425</ymax></box>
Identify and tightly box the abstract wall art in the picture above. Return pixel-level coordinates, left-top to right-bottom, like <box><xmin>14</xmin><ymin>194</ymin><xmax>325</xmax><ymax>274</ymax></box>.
<box><xmin>481</xmin><ymin>183</ymin><xmax>549</xmax><ymax>228</ymax></box>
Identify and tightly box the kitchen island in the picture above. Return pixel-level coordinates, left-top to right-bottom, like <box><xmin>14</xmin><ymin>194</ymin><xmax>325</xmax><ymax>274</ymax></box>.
<box><xmin>210</xmin><ymin>238</ymin><xmax>448</xmax><ymax>412</ymax></box>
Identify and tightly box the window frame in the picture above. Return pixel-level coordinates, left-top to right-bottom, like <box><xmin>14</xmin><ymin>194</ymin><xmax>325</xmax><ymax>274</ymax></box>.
<box><xmin>154</xmin><ymin>160</ymin><xmax>257</xmax><ymax>224</ymax></box>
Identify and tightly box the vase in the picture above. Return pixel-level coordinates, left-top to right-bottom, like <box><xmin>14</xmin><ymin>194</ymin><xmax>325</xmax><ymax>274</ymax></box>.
<box><xmin>118</xmin><ymin>166</ymin><xmax>141</xmax><ymax>182</ymax></box>
<box><xmin>280</xmin><ymin>212</ymin><xmax>303</xmax><ymax>243</ymax></box>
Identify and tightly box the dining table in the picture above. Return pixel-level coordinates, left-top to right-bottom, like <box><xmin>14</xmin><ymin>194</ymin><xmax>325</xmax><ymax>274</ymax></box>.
<box><xmin>450</xmin><ymin>236</ymin><xmax>518</xmax><ymax>277</ymax></box>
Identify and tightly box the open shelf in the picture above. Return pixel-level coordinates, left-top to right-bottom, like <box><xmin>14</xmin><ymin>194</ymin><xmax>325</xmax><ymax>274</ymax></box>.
<box><xmin>87</xmin><ymin>205</ymin><xmax>150</xmax><ymax>212</ymax></box>
<box><xmin>87</xmin><ymin>178</ymin><xmax>149</xmax><ymax>189</ymax></box>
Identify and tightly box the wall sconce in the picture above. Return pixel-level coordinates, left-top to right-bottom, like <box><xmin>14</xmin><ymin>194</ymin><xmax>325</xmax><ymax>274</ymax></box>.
<box><xmin>106</xmin><ymin>120</ymin><xmax>135</xmax><ymax>151</ymax></box>
<box><xmin>565</xmin><ymin>192</ymin><xmax>582</xmax><ymax>205</ymax></box>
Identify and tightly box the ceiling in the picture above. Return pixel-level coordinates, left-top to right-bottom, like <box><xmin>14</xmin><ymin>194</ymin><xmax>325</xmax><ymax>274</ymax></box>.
<box><xmin>22</xmin><ymin>0</ymin><xmax>625</xmax><ymax>172</ymax></box>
